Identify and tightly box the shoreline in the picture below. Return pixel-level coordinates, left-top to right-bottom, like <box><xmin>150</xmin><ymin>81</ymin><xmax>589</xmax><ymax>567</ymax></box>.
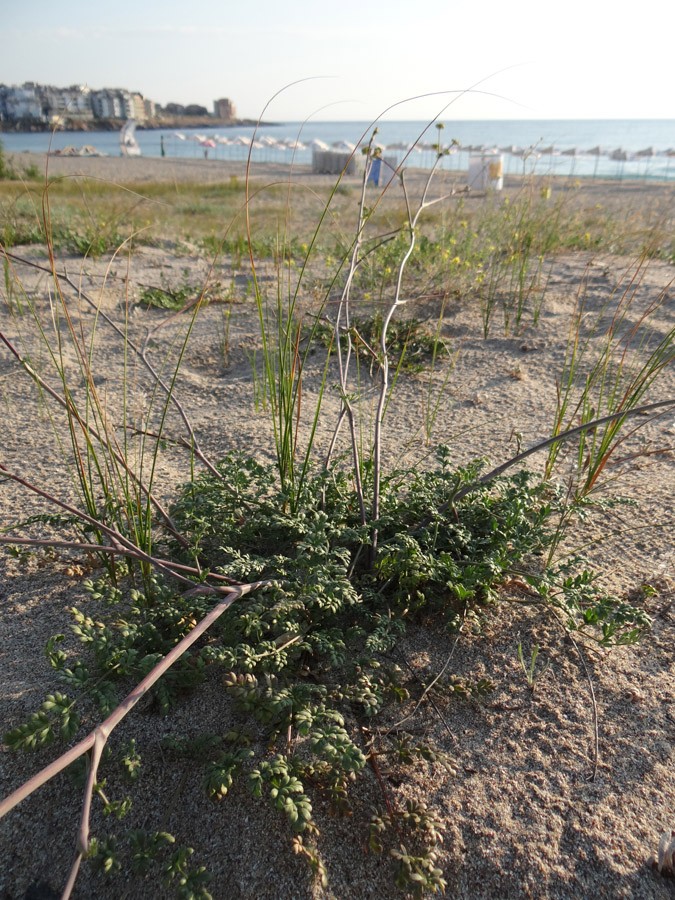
<box><xmin>6</xmin><ymin>151</ymin><xmax>675</xmax><ymax>201</ymax></box>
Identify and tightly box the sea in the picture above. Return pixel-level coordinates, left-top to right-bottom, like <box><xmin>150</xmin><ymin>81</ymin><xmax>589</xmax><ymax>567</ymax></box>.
<box><xmin>2</xmin><ymin>119</ymin><xmax>675</xmax><ymax>182</ymax></box>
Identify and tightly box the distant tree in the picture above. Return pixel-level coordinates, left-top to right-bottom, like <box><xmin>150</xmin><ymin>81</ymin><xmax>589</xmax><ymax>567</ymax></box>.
<box><xmin>184</xmin><ymin>104</ymin><xmax>209</xmax><ymax>117</ymax></box>
<box><xmin>163</xmin><ymin>102</ymin><xmax>185</xmax><ymax>116</ymax></box>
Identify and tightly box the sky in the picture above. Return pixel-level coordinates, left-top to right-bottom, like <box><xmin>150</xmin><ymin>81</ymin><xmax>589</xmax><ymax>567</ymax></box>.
<box><xmin>4</xmin><ymin>0</ymin><xmax>675</xmax><ymax>122</ymax></box>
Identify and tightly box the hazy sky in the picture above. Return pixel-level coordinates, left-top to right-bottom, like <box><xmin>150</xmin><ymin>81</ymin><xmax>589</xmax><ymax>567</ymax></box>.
<box><xmin>4</xmin><ymin>0</ymin><xmax>674</xmax><ymax>122</ymax></box>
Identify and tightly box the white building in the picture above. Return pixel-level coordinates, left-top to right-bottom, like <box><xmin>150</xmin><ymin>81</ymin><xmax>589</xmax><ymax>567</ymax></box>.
<box><xmin>2</xmin><ymin>84</ymin><xmax>43</xmax><ymax>120</ymax></box>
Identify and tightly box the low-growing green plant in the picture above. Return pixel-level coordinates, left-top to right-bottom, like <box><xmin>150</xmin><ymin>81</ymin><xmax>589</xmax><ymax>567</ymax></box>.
<box><xmin>311</xmin><ymin>311</ymin><xmax>448</xmax><ymax>375</ymax></box>
<box><xmin>516</xmin><ymin>640</ymin><xmax>551</xmax><ymax>690</ymax></box>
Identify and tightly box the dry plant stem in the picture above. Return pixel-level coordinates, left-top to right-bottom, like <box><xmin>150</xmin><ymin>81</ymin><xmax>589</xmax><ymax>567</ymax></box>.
<box><xmin>448</xmin><ymin>398</ymin><xmax>675</xmax><ymax>510</ymax></box>
<box><xmin>3</xmin><ymin>251</ymin><xmax>221</xmax><ymax>481</ymax></box>
<box><xmin>0</xmin><ymin>536</ymin><xmax>243</xmax><ymax>585</ymax></box>
<box><xmin>0</xmin><ymin>463</ymin><xmax>243</xmax><ymax>590</ymax></box>
<box><xmin>0</xmin><ymin>582</ymin><xmax>264</xmax><ymax>900</ymax></box>
<box><xmin>389</xmin><ymin>641</ymin><xmax>458</xmax><ymax>746</ymax></box>
<box><xmin>387</xmin><ymin>628</ymin><xmax>463</xmax><ymax>736</ymax></box>
<box><xmin>325</xmin><ymin>149</ymin><xmax>376</xmax><ymax>526</ymax></box>
<box><xmin>547</xmin><ymin>608</ymin><xmax>600</xmax><ymax>782</ymax></box>
<box><xmin>371</xmin><ymin>158</ymin><xmax>450</xmax><ymax>552</ymax></box>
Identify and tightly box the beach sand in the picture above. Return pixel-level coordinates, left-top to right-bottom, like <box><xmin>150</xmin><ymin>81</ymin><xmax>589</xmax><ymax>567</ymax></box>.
<box><xmin>0</xmin><ymin>155</ymin><xmax>674</xmax><ymax>900</ymax></box>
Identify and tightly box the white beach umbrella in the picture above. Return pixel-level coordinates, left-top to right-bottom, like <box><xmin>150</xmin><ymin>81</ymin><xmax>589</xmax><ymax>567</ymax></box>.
<box><xmin>309</xmin><ymin>139</ymin><xmax>330</xmax><ymax>150</ymax></box>
<box><xmin>332</xmin><ymin>140</ymin><xmax>355</xmax><ymax>151</ymax></box>
<box><xmin>172</xmin><ymin>132</ymin><xmax>186</xmax><ymax>140</ymax></box>
<box><xmin>232</xmin><ymin>135</ymin><xmax>251</xmax><ymax>146</ymax></box>
<box><xmin>215</xmin><ymin>136</ymin><xmax>232</xmax><ymax>145</ymax></box>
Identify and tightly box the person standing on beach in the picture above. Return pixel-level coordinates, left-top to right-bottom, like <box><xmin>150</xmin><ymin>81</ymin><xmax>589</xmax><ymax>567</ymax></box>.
<box><xmin>160</xmin><ymin>135</ymin><xmax>166</xmax><ymax>157</ymax></box>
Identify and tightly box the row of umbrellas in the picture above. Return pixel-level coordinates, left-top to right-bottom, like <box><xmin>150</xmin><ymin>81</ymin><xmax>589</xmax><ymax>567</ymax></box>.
<box><xmin>170</xmin><ymin>132</ymin><xmax>336</xmax><ymax>152</ymax></box>
<box><xmin>169</xmin><ymin>132</ymin><xmax>675</xmax><ymax>161</ymax></box>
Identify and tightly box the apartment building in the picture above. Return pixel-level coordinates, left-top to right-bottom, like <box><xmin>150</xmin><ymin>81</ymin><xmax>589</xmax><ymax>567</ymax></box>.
<box><xmin>0</xmin><ymin>83</ymin><xmax>155</xmax><ymax>122</ymax></box>
<box><xmin>0</xmin><ymin>83</ymin><xmax>42</xmax><ymax>120</ymax></box>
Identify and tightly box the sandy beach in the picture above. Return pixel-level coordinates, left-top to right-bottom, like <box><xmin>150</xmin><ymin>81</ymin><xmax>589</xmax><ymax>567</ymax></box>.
<box><xmin>0</xmin><ymin>154</ymin><xmax>674</xmax><ymax>900</ymax></box>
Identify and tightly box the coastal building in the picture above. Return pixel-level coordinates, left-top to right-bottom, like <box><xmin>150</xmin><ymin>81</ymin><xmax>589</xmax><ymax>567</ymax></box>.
<box><xmin>0</xmin><ymin>82</ymin><xmax>234</xmax><ymax>125</ymax></box>
<box><xmin>90</xmin><ymin>90</ymin><xmax>124</xmax><ymax>119</ymax></box>
<box><xmin>214</xmin><ymin>97</ymin><xmax>236</xmax><ymax>121</ymax></box>
<box><xmin>143</xmin><ymin>98</ymin><xmax>158</xmax><ymax>119</ymax></box>
<box><xmin>0</xmin><ymin>83</ymin><xmax>43</xmax><ymax>120</ymax></box>
<box><xmin>90</xmin><ymin>89</ymin><xmax>146</xmax><ymax>121</ymax></box>
<box><xmin>41</xmin><ymin>85</ymin><xmax>93</xmax><ymax>121</ymax></box>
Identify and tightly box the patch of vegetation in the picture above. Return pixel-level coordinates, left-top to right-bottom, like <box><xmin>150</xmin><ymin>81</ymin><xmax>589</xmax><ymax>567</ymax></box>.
<box><xmin>310</xmin><ymin>312</ymin><xmax>448</xmax><ymax>373</ymax></box>
<box><xmin>4</xmin><ymin>450</ymin><xmax>650</xmax><ymax>895</ymax></box>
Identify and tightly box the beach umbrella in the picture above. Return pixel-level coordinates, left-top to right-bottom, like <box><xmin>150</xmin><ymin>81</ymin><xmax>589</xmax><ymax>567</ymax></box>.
<box><xmin>172</xmin><ymin>132</ymin><xmax>186</xmax><ymax>140</ymax></box>
<box><xmin>309</xmin><ymin>139</ymin><xmax>330</xmax><ymax>151</ymax></box>
<box><xmin>561</xmin><ymin>147</ymin><xmax>578</xmax><ymax>177</ymax></box>
<box><xmin>200</xmin><ymin>139</ymin><xmax>216</xmax><ymax>148</ymax></box>
<box><xmin>636</xmin><ymin>147</ymin><xmax>654</xmax><ymax>158</ymax></box>
<box><xmin>215</xmin><ymin>136</ymin><xmax>232</xmax><ymax>145</ymax></box>
<box><xmin>586</xmin><ymin>146</ymin><xmax>602</xmax><ymax>178</ymax></box>
<box><xmin>611</xmin><ymin>149</ymin><xmax>627</xmax><ymax>161</ymax></box>
<box><xmin>332</xmin><ymin>140</ymin><xmax>355</xmax><ymax>151</ymax></box>
<box><xmin>232</xmin><ymin>135</ymin><xmax>251</xmax><ymax>145</ymax></box>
